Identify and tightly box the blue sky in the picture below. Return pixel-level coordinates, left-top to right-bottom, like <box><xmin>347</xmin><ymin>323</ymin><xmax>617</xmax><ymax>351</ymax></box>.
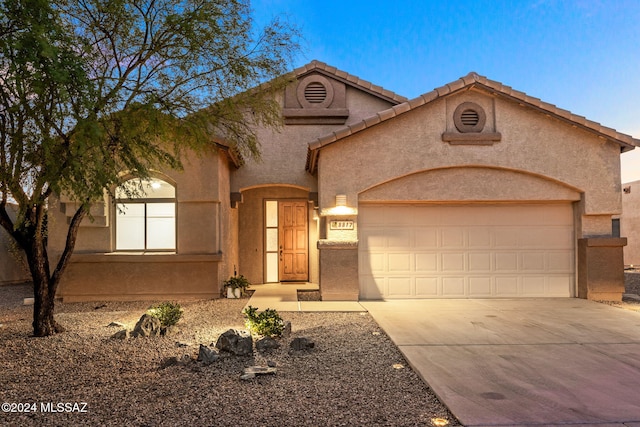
<box><xmin>252</xmin><ymin>0</ymin><xmax>640</xmax><ymax>182</ymax></box>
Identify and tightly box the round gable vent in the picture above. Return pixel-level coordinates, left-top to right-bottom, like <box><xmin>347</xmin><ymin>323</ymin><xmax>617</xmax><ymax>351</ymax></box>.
<box><xmin>304</xmin><ymin>82</ymin><xmax>327</xmax><ymax>104</ymax></box>
<box><xmin>453</xmin><ymin>102</ymin><xmax>486</xmax><ymax>133</ymax></box>
<box><xmin>297</xmin><ymin>75</ymin><xmax>334</xmax><ymax>108</ymax></box>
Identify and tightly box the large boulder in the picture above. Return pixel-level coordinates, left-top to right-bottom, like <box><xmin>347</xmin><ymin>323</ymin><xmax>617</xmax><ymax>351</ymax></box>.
<box><xmin>131</xmin><ymin>314</ymin><xmax>162</xmax><ymax>337</ymax></box>
<box><xmin>215</xmin><ymin>329</ymin><xmax>253</xmax><ymax>356</ymax></box>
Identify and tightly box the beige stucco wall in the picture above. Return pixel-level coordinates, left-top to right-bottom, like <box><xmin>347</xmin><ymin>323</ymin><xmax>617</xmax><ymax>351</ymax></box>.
<box><xmin>53</xmin><ymin>146</ymin><xmax>232</xmax><ymax>301</ymax></box>
<box><xmin>317</xmin><ymin>89</ymin><xmax>623</xmax><ymax>238</ymax></box>
<box><xmin>621</xmin><ymin>180</ymin><xmax>640</xmax><ymax>265</ymax></box>
<box><xmin>0</xmin><ymin>204</ymin><xmax>30</xmax><ymax>284</ymax></box>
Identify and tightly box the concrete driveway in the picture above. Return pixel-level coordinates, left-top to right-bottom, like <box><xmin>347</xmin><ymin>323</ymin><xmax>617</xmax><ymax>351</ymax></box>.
<box><xmin>361</xmin><ymin>299</ymin><xmax>640</xmax><ymax>427</ymax></box>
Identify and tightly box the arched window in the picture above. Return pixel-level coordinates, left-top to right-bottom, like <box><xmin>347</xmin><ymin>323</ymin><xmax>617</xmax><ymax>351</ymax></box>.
<box><xmin>115</xmin><ymin>177</ymin><xmax>176</xmax><ymax>251</ymax></box>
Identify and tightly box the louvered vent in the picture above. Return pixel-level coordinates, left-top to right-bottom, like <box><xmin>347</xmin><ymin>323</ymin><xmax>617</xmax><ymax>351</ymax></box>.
<box><xmin>460</xmin><ymin>109</ymin><xmax>480</xmax><ymax>126</ymax></box>
<box><xmin>304</xmin><ymin>82</ymin><xmax>327</xmax><ymax>103</ymax></box>
<box><xmin>453</xmin><ymin>102</ymin><xmax>486</xmax><ymax>133</ymax></box>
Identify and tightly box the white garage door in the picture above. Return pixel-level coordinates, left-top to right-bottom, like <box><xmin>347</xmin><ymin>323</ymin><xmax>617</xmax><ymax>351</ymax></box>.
<box><xmin>358</xmin><ymin>204</ymin><xmax>574</xmax><ymax>299</ymax></box>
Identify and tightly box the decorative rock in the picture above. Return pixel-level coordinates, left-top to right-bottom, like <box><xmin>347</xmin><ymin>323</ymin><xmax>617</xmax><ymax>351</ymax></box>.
<box><xmin>131</xmin><ymin>314</ymin><xmax>161</xmax><ymax>337</ymax></box>
<box><xmin>110</xmin><ymin>329</ymin><xmax>129</xmax><ymax>340</ymax></box>
<box><xmin>215</xmin><ymin>329</ymin><xmax>253</xmax><ymax>356</ymax></box>
<box><xmin>241</xmin><ymin>366</ymin><xmax>277</xmax><ymax>380</ymax></box>
<box><xmin>290</xmin><ymin>337</ymin><xmax>315</xmax><ymax>351</ymax></box>
<box><xmin>197</xmin><ymin>344</ymin><xmax>219</xmax><ymax>365</ymax></box>
<box><xmin>256</xmin><ymin>336</ymin><xmax>280</xmax><ymax>352</ymax></box>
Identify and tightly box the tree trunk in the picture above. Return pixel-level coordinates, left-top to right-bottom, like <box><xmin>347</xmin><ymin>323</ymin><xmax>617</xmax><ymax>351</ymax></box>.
<box><xmin>33</xmin><ymin>203</ymin><xmax>88</xmax><ymax>336</ymax></box>
<box><xmin>28</xmin><ymin>243</ymin><xmax>64</xmax><ymax>337</ymax></box>
<box><xmin>32</xmin><ymin>276</ymin><xmax>64</xmax><ymax>337</ymax></box>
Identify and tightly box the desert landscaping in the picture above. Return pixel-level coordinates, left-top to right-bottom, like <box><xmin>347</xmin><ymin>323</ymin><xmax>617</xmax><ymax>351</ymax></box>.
<box><xmin>0</xmin><ymin>283</ymin><xmax>459</xmax><ymax>426</ymax></box>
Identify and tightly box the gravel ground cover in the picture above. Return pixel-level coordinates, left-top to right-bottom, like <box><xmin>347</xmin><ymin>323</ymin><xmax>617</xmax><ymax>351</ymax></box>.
<box><xmin>0</xmin><ymin>283</ymin><xmax>458</xmax><ymax>426</ymax></box>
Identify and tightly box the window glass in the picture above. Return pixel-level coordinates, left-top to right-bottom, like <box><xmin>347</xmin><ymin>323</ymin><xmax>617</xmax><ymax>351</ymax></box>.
<box><xmin>115</xmin><ymin>178</ymin><xmax>176</xmax><ymax>251</ymax></box>
<box><xmin>146</xmin><ymin>203</ymin><xmax>176</xmax><ymax>249</ymax></box>
<box><xmin>266</xmin><ymin>200</ymin><xmax>278</xmax><ymax>227</ymax></box>
<box><xmin>266</xmin><ymin>228</ymin><xmax>278</xmax><ymax>252</ymax></box>
<box><xmin>116</xmin><ymin>203</ymin><xmax>145</xmax><ymax>250</ymax></box>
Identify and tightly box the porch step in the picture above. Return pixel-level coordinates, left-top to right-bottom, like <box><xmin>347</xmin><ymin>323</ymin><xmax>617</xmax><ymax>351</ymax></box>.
<box><xmin>244</xmin><ymin>283</ymin><xmax>365</xmax><ymax>313</ymax></box>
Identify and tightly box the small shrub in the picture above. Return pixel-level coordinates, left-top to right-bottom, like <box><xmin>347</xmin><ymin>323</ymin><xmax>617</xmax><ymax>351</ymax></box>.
<box><xmin>223</xmin><ymin>274</ymin><xmax>251</xmax><ymax>296</ymax></box>
<box><xmin>243</xmin><ymin>306</ymin><xmax>285</xmax><ymax>338</ymax></box>
<box><xmin>148</xmin><ymin>301</ymin><xmax>183</xmax><ymax>327</ymax></box>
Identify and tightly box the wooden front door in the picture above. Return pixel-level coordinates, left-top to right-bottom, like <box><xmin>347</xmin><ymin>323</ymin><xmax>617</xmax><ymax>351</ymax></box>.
<box><xmin>278</xmin><ymin>200</ymin><xmax>308</xmax><ymax>281</ymax></box>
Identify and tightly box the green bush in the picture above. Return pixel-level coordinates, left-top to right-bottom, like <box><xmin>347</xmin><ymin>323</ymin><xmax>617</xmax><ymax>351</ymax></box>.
<box><xmin>243</xmin><ymin>306</ymin><xmax>285</xmax><ymax>338</ymax></box>
<box><xmin>148</xmin><ymin>301</ymin><xmax>183</xmax><ymax>327</ymax></box>
<box><xmin>223</xmin><ymin>274</ymin><xmax>251</xmax><ymax>296</ymax></box>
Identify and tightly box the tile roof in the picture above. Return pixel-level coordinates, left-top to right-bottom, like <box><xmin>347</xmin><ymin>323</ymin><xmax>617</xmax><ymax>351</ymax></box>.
<box><xmin>306</xmin><ymin>72</ymin><xmax>640</xmax><ymax>173</ymax></box>
<box><xmin>292</xmin><ymin>60</ymin><xmax>408</xmax><ymax>105</ymax></box>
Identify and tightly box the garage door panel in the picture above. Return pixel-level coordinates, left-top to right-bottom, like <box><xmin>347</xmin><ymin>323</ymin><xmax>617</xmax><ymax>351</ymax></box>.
<box><xmin>468</xmin><ymin>228</ymin><xmax>492</xmax><ymax>248</ymax></box>
<box><xmin>495</xmin><ymin>253</ymin><xmax>518</xmax><ymax>271</ymax></box>
<box><xmin>415</xmin><ymin>253</ymin><xmax>438</xmax><ymax>272</ymax></box>
<box><xmin>416</xmin><ymin>277</ymin><xmax>439</xmax><ymax>296</ymax></box>
<box><xmin>547</xmin><ymin>252</ymin><xmax>573</xmax><ymax>272</ymax></box>
<box><xmin>548</xmin><ymin>276</ymin><xmax>572</xmax><ymax>295</ymax></box>
<box><xmin>521</xmin><ymin>252</ymin><xmax>546</xmax><ymax>271</ymax></box>
<box><xmin>469</xmin><ymin>277</ymin><xmax>492</xmax><ymax>296</ymax></box>
<box><xmin>469</xmin><ymin>253</ymin><xmax>492</xmax><ymax>271</ymax></box>
<box><xmin>360</xmin><ymin>230</ymin><xmax>386</xmax><ymax>250</ymax></box>
<box><xmin>388</xmin><ymin>277</ymin><xmax>412</xmax><ymax>296</ymax></box>
<box><xmin>496</xmin><ymin>277</ymin><xmax>519</xmax><ymax>295</ymax></box>
<box><xmin>442</xmin><ymin>253</ymin><xmax>465</xmax><ymax>271</ymax></box>
<box><xmin>388</xmin><ymin>253</ymin><xmax>411</xmax><ymax>272</ymax></box>
<box><xmin>359</xmin><ymin>275</ymin><xmax>385</xmax><ymax>299</ymax></box>
<box><xmin>414</xmin><ymin>228</ymin><xmax>438</xmax><ymax>248</ymax></box>
<box><xmin>494</xmin><ymin>228</ymin><xmax>520</xmax><ymax>248</ymax></box>
<box><xmin>388</xmin><ymin>230</ymin><xmax>412</xmax><ymax>248</ymax></box>
<box><xmin>442</xmin><ymin>277</ymin><xmax>465</xmax><ymax>296</ymax></box>
<box><xmin>362</xmin><ymin>252</ymin><xmax>386</xmax><ymax>273</ymax></box>
<box><xmin>522</xmin><ymin>277</ymin><xmax>546</xmax><ymax>295</ymax></box>
<box><xmin>441</xmin><ymin>228</ymin><xmax>465</xmax><ymax>248</ymax></box>
<box><xmin>547</xmin><ymin>229</ymin><xmax>575</xmax><ymax>248</ymax></box>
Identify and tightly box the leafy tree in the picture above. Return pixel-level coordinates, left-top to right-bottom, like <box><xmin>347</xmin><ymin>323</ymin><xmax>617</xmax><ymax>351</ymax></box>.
<box><xmin>0</xmin><ymin>0</ymin><xmax>300</xmax><ymax>336</ymax></box>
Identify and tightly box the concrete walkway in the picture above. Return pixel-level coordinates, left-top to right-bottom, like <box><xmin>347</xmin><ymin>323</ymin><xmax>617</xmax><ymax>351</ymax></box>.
<box><xmin>361</xmin><ymin>299</ymin><xmax>640</xmax><ymax>427</ymax></box>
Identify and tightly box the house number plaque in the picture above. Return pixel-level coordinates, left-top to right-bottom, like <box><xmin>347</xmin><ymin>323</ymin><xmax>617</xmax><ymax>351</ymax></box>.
<box><xmin>330</xmin><ymin>220</ymin><xmax>354</xmax><ymax>230</ymax></box>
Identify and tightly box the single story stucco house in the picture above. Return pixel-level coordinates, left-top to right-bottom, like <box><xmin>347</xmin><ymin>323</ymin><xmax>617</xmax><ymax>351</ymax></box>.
<box><xmin>35</xmin><ymin>60</ymin><xmax>638</xmax><ymax>302</ymax></box>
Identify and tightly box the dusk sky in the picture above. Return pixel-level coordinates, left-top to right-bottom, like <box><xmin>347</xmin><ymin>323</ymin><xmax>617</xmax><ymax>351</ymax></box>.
<box><xmin>252</xmin><ymin>0</ymin><xmax>640</xmax><ymax>182</ymax></box>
